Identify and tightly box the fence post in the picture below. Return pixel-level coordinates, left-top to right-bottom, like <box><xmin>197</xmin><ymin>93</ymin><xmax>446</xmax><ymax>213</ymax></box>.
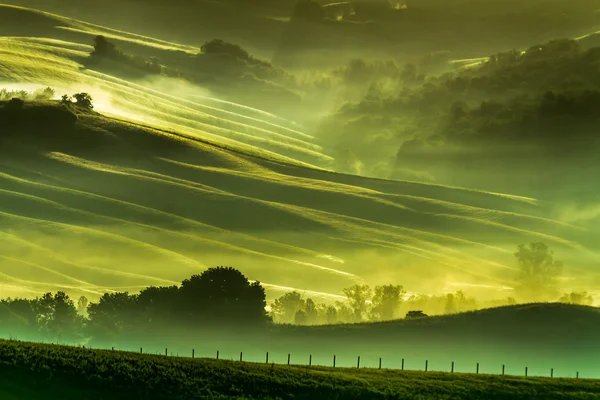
<box><xmin>476</xmin><ymin>363</ymin><xmax>479</xmax><ymax>374</ymax></box>
<box><xmin>401</xmin><ymin>358</ymin><xmax>404</xmax><ymax>370</ymax></box>
<box><xmin>192</xmin><ymin>349</ymin><xmax>195</xmax><ymax>359</ymax></box>
<box><xmin>502</xmin><ymin>365</ymin><xmax>505</xmax><ymax>375</ymax></box>
<box><xmin>576</xmin><ymin>371</ymin><xmax>579</xmax><ymax>379</ymax></box>
<box><xmin>551</xmin><ymin>368</ymin><xmax>553</xmax><ymax>378</ymax></box>
<box><xmin>240</xmin><ymin>352</ymin><xmax>243</xmax><ymax>362</ymax></box>
<box><xmin>216</xmin><ymin>350</ymin><xmax>219</xmax><ymax>360</ymax></box>
<box><xmin>111</xmin><ymin>346</ymin><xmax>114</xmax><ymax>351</ymax></box>
<box><xmin>266</xmin><ymin>352</ymin><xmax>269</xmax><ymax>364</ymax></box>
<box><xmin>379</xmin><ymin>358</ymin><xmax>382</xmax><ymax>369</ymax></box>
<box><xmin>357</xmin><ymin>356</ymin><xmax>361</xmax><ymax>368</ymax></box>
<box><xmin>333</xmin><ymin>355</ymin><xmax>336</xmax><ymax>368</ymax></box>
<box><xmin>525</xmin><ymin>367</ymin><xmax>528</xmax><ymax>377</ymax></box>
<box><xmin>140</xmin><ymin>347</ymin><xmax>142</xmax><ymax>354</ymax></box>
<box><xmin>425</xmin><ymin>360</ymin><xmax>428</xmax><ymax>372</ymax></box>
<box><xmin>451</xmin><ymin>361</ymin><xmax>454</xmax><ymax>373</ymax></box>
<box><xmin>287</xmin><ymin>353</ymin><xmax>290</xmax><ymax>365</ymax></box>
<box><xmin>165</xmin><ymin>348</ymin><xmax>168</xmax><ymax>356</ymax></box>
<box><xmin>309</xmin><ymin>355</ymin><xmax>312</xmax><ymax>366</ymax></box>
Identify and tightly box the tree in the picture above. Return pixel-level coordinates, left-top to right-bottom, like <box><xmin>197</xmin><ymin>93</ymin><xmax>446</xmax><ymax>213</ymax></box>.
<box><xmin>137</xmin><ymin>285</ymin><xmax>179</xmax><ymax>327</ymax></box>
<box><xmin>178</xmin><ymin>267</ymin><xmax>270</xmax><ymax>328</ymax></box>
<box><xmin>304</xmin><ymin>298</ymin><xmax>318</xmax><ymax>325</ymax></box>
<box><xmin>270</xmin><ymin>291</ymin><xmax>305</xmax><ymax>324</ymax></box>
<box><xmin>73</xmin><ymin>93</ymin><xmax>93</xmax><ymax>109</ymax></box>
<box><xmin>87</xmin><ymin>292</ymin><xmax>139</xmax><ymax>339</ymax></box>
<box><xmin>444</xmin><ymin>293</ymin><xmax>456</xmax><ymax>314</ymax></box>
<box><xmin>370</xmin><ymin>285</ymin><xmax>404</xmax><ymax>321</ymax></box>
<box><xmin>342</xmin><ymin>284</ymin><xmax>372</xmax><ymax>322</ymax></box>
<box><xmin>558</xmin><ymin>292</ymin><xmax>594</xmax><ymax>305</ymax></box>
<box><xmin>35</xmin><ymin>292</ymin><xmax>81</xmax><ymax>341</ymax></box>
<box><xmin>325</xmin><ymin>305</ymin><xmax>338</xmax><ymax>324</ymax></box>
<box><xmin>5</xmin><ymin>97</ymin><xmax>24</xmax><ymax>110</ymax></box>
<box><xmin>92</xmin><ymin>35</ymin><xmax>116</xmax><ymax>56</ymax></box>
<box><xmin>514</xmin><ymin>242</ymin><xmax>562</xmax><ymax>300</ymax></box>
<box><xmin>77</xmin><ymin>296</ymin><xmax>89</xmax><ymax>315</ymax></box>
<box><xmin>294</xmin><ymin>310</ymin><xmax>307</xmax><ymax>325</ymax></box>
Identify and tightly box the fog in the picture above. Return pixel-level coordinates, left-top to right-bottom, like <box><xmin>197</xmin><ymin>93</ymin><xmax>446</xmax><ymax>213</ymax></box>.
<box><xmin>1</xmin><ymin>1</ymin><xmax>600</xmax><ymax>382</ymax></box>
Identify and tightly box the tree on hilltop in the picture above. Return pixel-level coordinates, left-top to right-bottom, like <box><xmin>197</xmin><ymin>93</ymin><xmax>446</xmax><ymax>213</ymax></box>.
<box><xmin>178</xmin><ymin>266</ymin><xmax>270</xmax><ymax>327</ymax></box>
<box><xmin>343</xmin><ymin>284</ymin><xmax>372</xmax><ymax>322</ymax></box>
<box><xmin>370</xmin><ymin>284</ymin><xmax>404</xmax><ymax>321</ymax></box>
<box><xmin>73</xmin><ymin>93</ymin><xmax>93</xmax><ymax>109</ymax></box>
<box><xmin>514</xmin><ymin>242</ymin><xmax>562</xmax><ymax>301</ymax></box>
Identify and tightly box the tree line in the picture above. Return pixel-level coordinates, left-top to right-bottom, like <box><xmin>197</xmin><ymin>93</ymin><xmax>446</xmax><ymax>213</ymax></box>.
<box><xmin>0</xmin><ymin>243</ymin><xmax>593</xmax><ymax>344</ymax></box>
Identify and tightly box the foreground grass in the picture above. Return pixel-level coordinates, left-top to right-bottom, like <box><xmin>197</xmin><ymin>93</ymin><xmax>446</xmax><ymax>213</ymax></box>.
<box><xmin>0</xmin><ymin>340</ymin><xmax>599</xmax><ymax>400</ymax></box>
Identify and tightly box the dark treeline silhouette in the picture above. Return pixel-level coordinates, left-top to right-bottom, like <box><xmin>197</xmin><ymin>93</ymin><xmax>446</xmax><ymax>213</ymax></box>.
<box><xmin>0</xmin><ymin>242</ymin><xmax>593</xmax><ymax>345</ymax></box>
<box><xmin>0</xmin><ymin>267</ymin><xmax>269</xmax><ymax>344</ymax></box>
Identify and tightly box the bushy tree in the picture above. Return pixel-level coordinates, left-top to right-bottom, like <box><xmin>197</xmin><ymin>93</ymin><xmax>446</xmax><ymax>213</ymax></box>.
<box><xmin>178</xmin><ymin>266</ymin><xmax>270</xmax><ymax>327</ymax></box>
<box><xmin>35</xmin><ymin>292</ymin><xmax>81</xmax><ymax>341</ymax></box>
<box><xmin>77</xmin><ymin>296</ymin><xmax>88</xmax><ymax>315</ymax></box>
<box><xmin>558</xmin><ymin>292</ymin><xmax>594</xmax><ymax>305</ymax></box>
<box><xmin>73</xmin><ymin>93</ymin><xmax>93</xmax><ymax>109</ymax></box>
<box><xmin>343</xmin><ymin>284</ymin><xmax>372</xmax><ymax>322</ymax></box>
<box><xmin>270</xmin><ymin>291</ymin><xmax>306</xmax><ymax>324</ymax></box>
<box><xmin>87</xmin><ymin>292</ymin><xmax>139</xmax><ymax>339</ymax></box>
<box><xmin>370</xmin><ymin>284</ymin><xmax>404</xmax><ymax>321</ymax></box>
<box><xmin>515</xmin><ymin>242</ymin><xmax>562</xmax><ymax>301</ymax></box>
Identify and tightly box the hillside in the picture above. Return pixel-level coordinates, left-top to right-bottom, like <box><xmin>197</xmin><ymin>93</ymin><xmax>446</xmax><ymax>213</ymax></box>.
<box><xmin>1</xmin><ymin>338</ymin><xmax>600</xmax><ymax>400</ymax></box>
<box><xmin>7</xmin><ymin>0</ymin><xmax>600</xmax><ymax>68</ymax></box>
<box><xmin>0</xmin><ymin>100</ymin><xmax>596</xmax><ymax>304</ymax></box>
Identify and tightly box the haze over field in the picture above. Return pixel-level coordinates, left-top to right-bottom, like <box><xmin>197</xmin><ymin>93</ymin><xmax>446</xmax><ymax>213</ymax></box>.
<box><xmin>0</xmin><ymin>0</ymin><xmax>600</xmax><ymax>316</ymax></box>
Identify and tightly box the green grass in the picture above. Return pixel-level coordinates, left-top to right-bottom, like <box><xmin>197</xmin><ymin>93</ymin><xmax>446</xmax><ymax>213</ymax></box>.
<box><xmin>1</xmin><ymin>338</ymin><xmax>600</xmax><ymax>400</ymax></box>
<box><xmin>0</xmin><ymin>102</ymin><xmax>596</xmax><ymax>305</ymax></box>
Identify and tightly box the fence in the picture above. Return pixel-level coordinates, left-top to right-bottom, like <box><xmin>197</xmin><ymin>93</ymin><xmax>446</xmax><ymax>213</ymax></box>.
<box><xmin>84</xmin><ymin>344</ymin><xmax>590</xmax><ymax>380</ymax></box>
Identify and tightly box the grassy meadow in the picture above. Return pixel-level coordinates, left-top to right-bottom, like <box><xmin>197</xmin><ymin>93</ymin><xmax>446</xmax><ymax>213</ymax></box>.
<box><xmin>1</xmin><ymin>338</ymin><xmax>600</xmax><ymax>400</ymax></box>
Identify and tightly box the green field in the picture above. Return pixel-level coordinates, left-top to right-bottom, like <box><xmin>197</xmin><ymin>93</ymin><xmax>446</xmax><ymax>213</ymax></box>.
<box><xmin>1</xmin><ymin>339</ymin><xmax>599</xmax><ymax>400</ymax></box>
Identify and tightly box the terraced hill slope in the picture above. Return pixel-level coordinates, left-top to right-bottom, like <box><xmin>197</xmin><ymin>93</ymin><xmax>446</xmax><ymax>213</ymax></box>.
<box><xmin>0</xmin><ymin>101</ymin><xmax>597</xmax><ymax>304</ymax></box>
<box><xmin>0</xmin><ymin>4</ymin><xmax>599</xmax><ymax>304</ymax></box>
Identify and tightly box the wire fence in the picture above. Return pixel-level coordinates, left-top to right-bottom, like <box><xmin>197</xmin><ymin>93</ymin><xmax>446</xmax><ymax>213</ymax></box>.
<box><xmin>72</xmin><ymin>343</ymin><xmax>592</xmax><ymax>380</ymax></box>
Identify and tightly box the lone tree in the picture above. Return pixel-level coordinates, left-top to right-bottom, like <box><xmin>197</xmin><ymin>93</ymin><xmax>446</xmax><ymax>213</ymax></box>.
<box><xmin>514</xmin><ymin>242</ymin><xmax>562</xmax><ymax>301</ymax></box>
<box><xmin>179</xmin><ymin>267</ymin><xmax>270</xmax><ymax>328</ymax></box>
<box><xmin>92</xmin><ymin>35</ymin><xmax>117</xmax><ymax>56</ymax></box>
<box><xmin>73</xmin><ymin>93</ymin><xmax>93</xmax><ymax>109</ymax></box>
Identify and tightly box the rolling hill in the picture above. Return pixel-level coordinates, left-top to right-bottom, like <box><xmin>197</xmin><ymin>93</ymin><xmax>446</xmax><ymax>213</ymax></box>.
<box><xmin>3</xmin><ymin>335</ymin><xmax>600</xmax><ymax>400</ymax></box>
<box><xmin>0</xmin><ymin>4</ymin><xmax>599</xmax><ymax>306</ymax></box>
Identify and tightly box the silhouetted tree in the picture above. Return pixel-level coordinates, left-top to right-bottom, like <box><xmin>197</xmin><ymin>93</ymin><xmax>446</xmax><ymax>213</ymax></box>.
<box><xmin>370</xmin><ymin>284</ymin><xmax>404</xmax><ymax>321</ymax></box>
<box><xmin>178</xmin><ymin>267</ymin><xmax>270</xmax><ymax>328</ymax></box>
<box><xmin>294</xmin><ymin>310</ymin><xmax>307</xmax><ymax>325</ymax></box>
<box><xmin>73</xmin><ymin>93</ymin><xmax>93</xmax><ymax>109</ymax></box>
<box><xmin>304</xmin><ymin>298</ymin><xmax>318</xmax><ymax>324</ymax></box>
<box><xmin>343</xmin><ymin>284</ymin><xmax>372</xmax><ymax>322</ymax></box>
<box><xmin>137</xmin><ymin>285</ymin><xmax>179</xmax><ymax>327</ymax></box>
<box><xmin>270</xmin><ymin>291</ymin><xmax>306</xmax><ymax>324</ymax></box>
<box><xmin>5</xmin><ymin>98</ymin><xmax>24</xmax><ymax>110</ymax></box>
<box><xmin>515</xmin><ymin>242</ymin><xmax>562</xmax><ymax>300</ymax></box>
<box><xmin>92</xmin><ymin>35</ymin><xmax>116</xmax><ymax>56</ymax></box>
<box><xmin>77</xmin><ymin>296</ymin><xmax>89</xmax><ymax>315</ymax></box>
<box><xmin>87</xmin><ymin>292</ymin><xmax>139</xmax><ymax>339</ymax></box>
<box><xmin>558</xmin><ymin>292</ymin><xmax>594</xmax><ymax>305</ymax></box>
<box><xmin>36</xmin><ymin>292</ymin><xmax>81</xmax><ymax>341</ymax></box>
<box><xmin>444</xmin><ymin>293</ymin><xmax>456</xmax><ymax>314</ymax></box>
<box><xmin>325</xmin><ymin>305</ymin><xmax>338</xmax><ymax>324</ymax></box>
